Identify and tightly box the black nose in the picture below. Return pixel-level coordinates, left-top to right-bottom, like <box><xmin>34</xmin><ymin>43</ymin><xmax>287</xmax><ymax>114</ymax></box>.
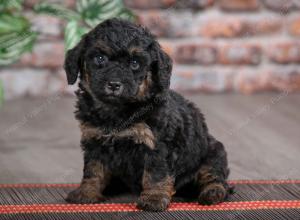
<box><xmin>107</xmin><ymin>81</ymin><xmax>122</xmax><ymax>92</ymax></box>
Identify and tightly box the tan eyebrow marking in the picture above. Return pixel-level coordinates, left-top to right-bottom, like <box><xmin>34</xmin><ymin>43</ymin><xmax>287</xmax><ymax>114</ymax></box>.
<box><xmin>129</xmin><ymin>46</ymin><xmax>144</xmax><ymax>55</ymax></box>
<box><xmin>94</xmin><ymin>41</ymin><xmax>113</xmax><ymax>55</ymax></box>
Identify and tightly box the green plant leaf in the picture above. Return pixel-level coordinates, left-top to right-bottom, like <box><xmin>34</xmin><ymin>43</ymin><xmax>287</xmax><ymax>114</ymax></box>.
<box><xmin>34</xmin><ymin>2</ymin><xmax>80</xmax><ymax>21</ymax></box>
<box><xmin>0</xmin><ymin>0</ymin><xmax>135</xmax><ymax>66</ymax></box>
<box><xmin>0</xmin><ymin>12</ymin><xmax>30</xmax><ymax>34</ymax></box>
<box><xmin>77</xmin><ymin>0</ymin><xmax>135</xmax><ymax>28</ymax></box>
<box><xmin>0</xmin><ymin>0</ymin><xmax>23</xmax><ymax>12</ymax></box>
<box><xmin>117</xmin><ymin>8</ymin><xmax>136</xmax><ymax>22</ymax></box>
<box><xmin>64</xmin><ymin>20</ymin><xmax>88</xmax><ymax>51</ymax></box>
<box><xmin>0</xmin><ymin>30</ymin><xmax>37</xmax><ymax>65</ymax></box>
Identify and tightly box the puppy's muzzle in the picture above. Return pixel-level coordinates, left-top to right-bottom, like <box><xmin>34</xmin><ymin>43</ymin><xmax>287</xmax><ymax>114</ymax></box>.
<box><xmin>105</xmin><ymin>81</ymin><xmax>124</xmax><ymax>96</ymax></box>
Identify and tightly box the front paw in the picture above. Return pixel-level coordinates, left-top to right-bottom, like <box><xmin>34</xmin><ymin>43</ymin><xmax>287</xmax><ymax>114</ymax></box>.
<box><xmin>66</xmin><ymin>187</ymin><xmax>105</xmax><ymax>204</ymax></box>
<box><xmin>137</xmin><ymin>193</ymin><xmax>171</xmax><ymax>212</ymax></box>
<box><xmin>198</xmin><ymin>183</ymin><xmax>226</xmax><ymax>205</ymax></box>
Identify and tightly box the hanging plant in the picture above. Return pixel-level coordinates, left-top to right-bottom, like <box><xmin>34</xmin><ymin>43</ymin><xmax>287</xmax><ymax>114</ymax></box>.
<box><xmin>0</xmin><ymin>0</ymin><xmax>135</xmax><ymax>103</ymax></box>
<box><xmin>34</xmin><ymin>0</ymin><xmax>135</xmax><ymax>51</ymax></box>
<box><xmin>0</xmin><ymin>0</ymin><xmax>37</xmax><ymax>65</ymax></box>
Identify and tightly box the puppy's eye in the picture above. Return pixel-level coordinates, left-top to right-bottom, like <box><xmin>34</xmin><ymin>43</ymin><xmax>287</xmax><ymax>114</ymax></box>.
<box><xmin>130</xmin><ymin>59</ymin><xmax>140</xmax><ymax>71</ymax></box>
<box><xmin>94</xmin><ymin>55</ymin><xmax>108</xmax><ymax>66</ymax></box>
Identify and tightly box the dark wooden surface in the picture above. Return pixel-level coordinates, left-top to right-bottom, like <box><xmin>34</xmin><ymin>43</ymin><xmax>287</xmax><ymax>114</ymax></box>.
<box><xmin>0</xmin><ymin>93</ymin><xmax>299</xmax><ymax>183</ymax></box>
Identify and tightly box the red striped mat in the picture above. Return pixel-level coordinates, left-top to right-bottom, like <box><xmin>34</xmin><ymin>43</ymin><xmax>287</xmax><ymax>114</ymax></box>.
<box><xmin>0</xmin><ymin>180</ymin><xmax>299</xmax><ymax>219</ymax></box>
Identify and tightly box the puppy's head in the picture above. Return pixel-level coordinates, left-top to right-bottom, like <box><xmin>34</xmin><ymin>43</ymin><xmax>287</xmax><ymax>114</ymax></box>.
<box><xmin>64</xmin><ymin>18</ymin><xmax>172</xmax><ymax>104</ymax></box>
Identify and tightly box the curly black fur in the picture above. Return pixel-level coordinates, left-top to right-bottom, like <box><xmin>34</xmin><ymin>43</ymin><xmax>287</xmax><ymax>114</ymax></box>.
<box><xmin>64</xmin><ymin>18</ymin><xmax>230</xmax><ymax>211</ymax></box>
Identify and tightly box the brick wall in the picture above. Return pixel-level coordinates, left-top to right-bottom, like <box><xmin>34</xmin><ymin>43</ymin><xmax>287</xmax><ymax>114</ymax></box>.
<box><xmin>1</xmin><ymin>0</ymin><xmax>300</xmax><ymax>99</ymax></box>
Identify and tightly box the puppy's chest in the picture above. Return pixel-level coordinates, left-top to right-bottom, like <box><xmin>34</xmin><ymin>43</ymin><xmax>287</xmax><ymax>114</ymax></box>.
<box><xmin>80</xmin><ymin>122</ymin><xmax>155</xmax><ymax>150</ymax></box>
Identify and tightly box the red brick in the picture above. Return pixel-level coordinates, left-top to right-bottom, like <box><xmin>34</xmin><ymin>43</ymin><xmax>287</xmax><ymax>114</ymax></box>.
<box><xmin>246</xmin><ymin>18</ymin><xmax>282</xmax><ymax>36</ymax></box>
<box><xmin>235</xmin><ymin>70</ymin><xmax>263</xmax><ymax>94</ymax></box>
<box><xmin>263</xmin><ymin>0</ymin><xmax>294</xmax><ymax>13</ymax></box>
<box><xmin>124</xmin><ymin>0</ymin><xmax>176</xmax><ymax>9</ymax></box>
<box><xmin>219</xmin><ymin>0</ymin><xmax>260</xmax><ymax>11</ymax></box>
<box><xmin>200</xmin><ymin>17</ymin><xmax>282</xmax><ymax>38</ymax></box>
<box><xmin>174</xmin><ymin>44</ymin><xmax>217</xmax><ymax>65</ymax></box>
<box><xmin>267</xmin><ymin>42</ymin><xmax>300</xmax><ymax>64</ymax></box>
<box><xmin>218</xmin><ymin>44</ymin><xmax>262</xmax><ymax>65</ymax></box>
<box><xmin>267</xmin><ymin>67</ymin><xmax>300</xmax><ymax>91</ymax></box>
<box><xmin>137</xmin><ymin>11</ymin><xmax>171</xmax><ymax>37</ymax></box>
<box><xmin>288</xmin><ymin>16</ymin><xmax>300</xmax><ymax>36</ymax></box>
<box><xmin>235</xmin><ymin>67</ymin><xmax>300</xmax><ymax>93</ymax></box>
<box><xmin>200</xmin><ymin>18</ymin><xmax>245</xmax><ymax>38</ymax></box>
<box><xmin>19</xmin><ymin>42</ymin><xmax>64</xmax><ymax>69</ymax></box>
<box><xmin>0</xmin><ymin>68</ymin><xmax>52</xmax><ymax>99</ymax></box>
<box><xmin>3</xmin><ymin>1</ymin><xmax>300</xmax><ymax>97</ymax></box>
<box><xmin>294</xmin><ymin>0</ymin><xmax>300</xmax><ymax>8</ymax></box>
<box><xmin>125</xmin><ymin>0</ymin><xmax>214</xmax><ymax>9</ymax></box>
<box><xmin>174</xmin><ymin>0</ymin><xmax>214</xmax><ymax>9</ymax></box>
<box><xmin>172</xmin><ymin>68</ymin><xmax>233</xmax><ymax>92</ymax></box>
<box><xmin>159</xmin><ymin>41</ymin><xmax>175</xmax><ymax>57</ymax></box>
<box><xmin>138</xmin><ymin>11</ymin><xmax>195</xmax><ymax>38</ymax></box>
<box><xmin>28</xmin><ymin>14</ymin><xmax>63</xmax><ymax>40</ymax></box>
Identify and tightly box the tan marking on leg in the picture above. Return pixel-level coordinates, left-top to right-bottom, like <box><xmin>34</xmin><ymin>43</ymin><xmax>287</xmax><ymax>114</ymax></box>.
<box><xmin>83</xmin><ymin>161</ymin><xmax>111</xmax><ymax>193</ymax></box>
<box><xmin>195</xmin><ymin>165</ymin><xmax>218</xmax><ymax>187</ymax></box>
<box><xmin>137</xmin><ymin>171</ymin><xmax>175</xmax><ymax>211</ymax></box>
<box><xmin>66</xmin><ymin>161</ymin><xmax>111</xmax><ymax>203</ymax></box>
<box><xmin>198</xmin><ymin>182</ymin><xmax>227</xmax><ymax>205</ymax></box>
<box><xmin>78</xmin><ymin>178</ymin><xmax>101</xmax><ymax>201</ymax></box>
<box><xmin>142</xmin><ymin>171</ymin><xmax>175</xmax><ymax>197</ymax></box>
<box><xmin>195</xmin><ymin>166</ymin><xmax>227</xmax><ymax>205</ymax></box>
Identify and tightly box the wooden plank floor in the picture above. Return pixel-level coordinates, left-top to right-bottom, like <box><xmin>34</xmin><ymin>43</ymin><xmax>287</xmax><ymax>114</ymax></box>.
<box><xmin>0</xmin><ymin>93</ymin><xmax>299</xmax><ymax>183</ymax></box>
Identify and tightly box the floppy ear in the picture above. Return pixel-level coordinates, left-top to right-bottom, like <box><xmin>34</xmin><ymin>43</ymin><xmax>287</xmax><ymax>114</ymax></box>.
<box><xmin>151</xmin><ymin>42</ymin><xmax>173</xmax><ymax>92</ymax></box>
<box><xmin>64</xmin><ymin>38</ymin><xmax>85</xmax><ymax>85</ymax></box>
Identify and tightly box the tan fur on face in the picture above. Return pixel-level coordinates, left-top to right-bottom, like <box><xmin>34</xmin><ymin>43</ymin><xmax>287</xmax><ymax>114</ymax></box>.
<box><xmin>129</xmin><ymin>46</ymin><xmax>144</xmax><ymax>54</ymax></box>
<box><xmin>95</xmin><ymin>41</ymin><xmax>113</xmax><ymax>55</ymax></box>
<box><xmin>83</xmin><ymin>61</ymin><xmax>90</xmax><ymax>83</ymax></box>
<box><xmin>80</xmin><ymin>122</ymin><xmax>155</xmax><ymax>149</ymax></box>
<box><xmin>137</xmin><ymin>72</ymin><xmax>152</xmax><ymax>99</ymax></box>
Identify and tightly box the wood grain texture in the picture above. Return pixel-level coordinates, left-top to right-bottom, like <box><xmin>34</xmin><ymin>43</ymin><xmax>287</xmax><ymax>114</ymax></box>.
<box><xmin>0</xmin><ymin>93</ymin><xmax>299</xmax><ymax>183</ymax></box>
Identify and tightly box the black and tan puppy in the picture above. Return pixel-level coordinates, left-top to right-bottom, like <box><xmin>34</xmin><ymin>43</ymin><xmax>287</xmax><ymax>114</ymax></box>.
<box><xmin>64</xmin><ymin>18</ymin><xmax>231</xmax><ymax>211</ymax></box>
